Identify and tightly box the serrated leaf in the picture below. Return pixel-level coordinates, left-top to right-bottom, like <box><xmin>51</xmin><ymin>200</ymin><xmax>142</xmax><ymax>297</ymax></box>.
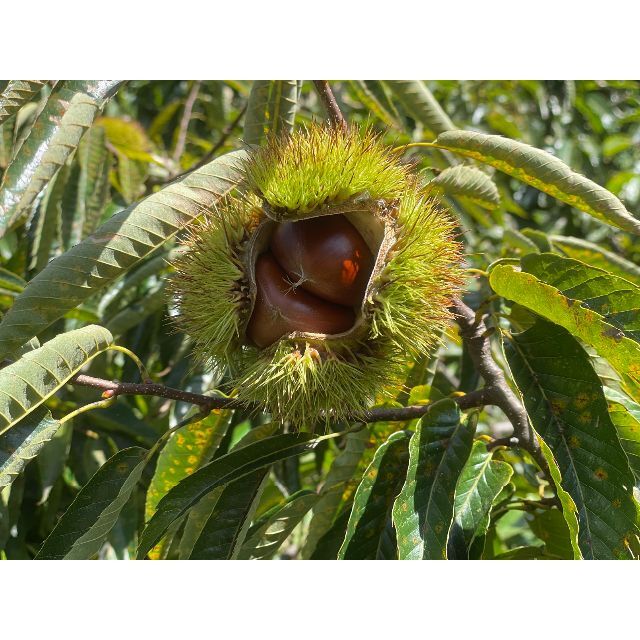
<box><xmin>239</xmin><ymin>490</ymin><xmax>317</xmax><ymax>560</ymax></box>
<box><xmin>36</xmin><ymin>421</ymin><xmax>72</xmax><ymax>503</ymax></box>
<box><xmin>243</xmin><ymin>80</ymin><xmax>298</xmax><ymax>145</ymax></box>
<box><xmin>490</xmin><ymin>254</ymin><xmax>640</xmax><ymax>390</ymax></box>
<box><xmin>338</xmin><ymin>431</ymin><xmax>410</xmax><ymax>559</ymax></box>
<box><xmin>431</xmin><ymin>130</ymin><xmax>640</xmax><ymax>234</ymax></box>
<box><xmin>604</xmin><ymin>387</ymin><xmax>640</xmax><ymax>481</ymax></box>
<box><xmin>0</xmin><ymin>81</ymin><xmax>46</xmax><ymax>126</ymax></box>
<box><xmin>104</xmin><ymin>288</ymin><xmax>167</xmax><ymax>338</ymax></box>
<box><xmin>392</xmin><ymin>400</ymin><xmax>475</xmax><ymax>560</ymax></box>
<box><xmin>0</xmin><ymin>325</ymin><xmax>112</xmax><ymax>436</ymax></box>
<box><xmin>0</xmin><ymin>406</ymin><xmax>60</xmax><ymax>490</ymax></box>
<box><xmin>432</xmin><ymin>165</ymin><xmax>501</xmax><ymax>210</ymax></box>
<box><xmin>302</xmin><ymin>428</ymin><xmax>370</xmax><ymax>559</ymax></box>
<box><xmin>389</xmin><ymin>81</ymin><xmax>456</xmax><ymax>135</ymax></box>
<box><xmin>0</xmin><ymin>150</ymin><xmax>246</xmax><ymax>359</ymax></box>
<box><xmin>35</xmin><ymin>447</ymin><xmax>147</xmax><ymax>559</ymax></box>
<box><xmin>0</xmin><ymin>81</ymin><xmax>122</xmax><ymax>236</ymax></box>
<box><xmin>447</xmin><ymin>440</ymin><xmax>513</xmax><ymax>560</ymax></box>
<box><xmin>137</xmin><ymin>432</ymin><xmax>318</xmax><ymax>558</ymax></box>
<box><xmin>504</xmin><ymin>318</ymin><xmax>640</xmax><ymax>559</ymax></box>
<box><xmin>144</xmin><ymin>409</ymin><xmax>233</xmax><ymax>559</ymax></box>
<box><xmin>188</xmin><ymin>470</ymin><xmax>269</xmax><ymax>559</ymax></box>
<box><xmin>550</xmin><ymin>235</ymin><xmax>640</xmax><ymax>287</ymax></box>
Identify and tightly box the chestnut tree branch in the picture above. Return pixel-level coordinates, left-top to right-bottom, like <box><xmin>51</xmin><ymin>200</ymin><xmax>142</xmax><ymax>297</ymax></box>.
<box><xmin>313</xmin><ymin>80</ymin><xmax>348</xmax><ymax>132</ymax></box>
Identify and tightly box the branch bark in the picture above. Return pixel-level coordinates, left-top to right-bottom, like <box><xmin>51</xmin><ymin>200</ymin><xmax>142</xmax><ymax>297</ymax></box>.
<box><xmin>313</xmin><ymin>80</ymin><xmax>348</xmax><ymax>132</ymax></box>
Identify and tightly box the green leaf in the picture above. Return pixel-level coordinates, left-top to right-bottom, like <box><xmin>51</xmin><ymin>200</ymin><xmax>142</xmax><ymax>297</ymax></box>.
<box><xmin>239</xmin><ymin>491</ymin><xmax>317</xmax><ymax>560</ymax></box>
<box><xmin>302</xmin><ymin>428</ymin><xmax>370</xmax><ymax>559</ymax></box>
<box><xmin>0</xmin><ymin>406</ymin><xmax>60</xmax><ymax>490</ymax></box>
<box><xmin>243</xmin><ymin>80</ymin><xmax>298</xmax><ymax>145</ymax></box>
<box><xmin>0</xmin><ymin>150</ymin><xmax>245</xmax><ymax>359</ymax></box>
<box><xmin>550</xmin><ymin>235</ymin><xmax>640</xmax><ymax>287</ymax></box>
<box><xmin>188</xmin><ymin>470</ymin><xmax>269</xmax><ymax>559</ymax></box>
<box><xmin>534</xmin><ymin>434</ymin><xmax>582</xmax><ymax>559</ymax></box>
<box><xmin>36</xmin><ymin>421</ymin><xmax>72</xmax><ymax>503</ymax></box>
<box><xmin>77</xmin><ymin>123</ymin><xmax>112</xmax><ymax>237</ymax></box>
<box><xmin>338</xmin><ymin>431</ymin><xmax>410</xmax><ymax>560</ymax></box>
<box><xmin>388</xmin><ymin>81</ymin><xmax>456</xmax><ymax>135</ymax></box>
<box><xmin>504</xmin><ymin>318</ymin><xmax>640</xmax><ymax>559</ymax></box>
<box><xmin>489</xmin><ymin>255</ymin><xmax>640</xmax><ymax>390</ymax></box>
<box><xmin>431</xmin><ymin>165</ymin><xmax>500</xmax><ymax>210</ymax></box>
<box><xmin>104</xmin><ymin>288</ymin><xmax>166</xmax><ymax>338</ymax></box>
<box><xmin>137</xmin><ymin>432</ymin><xmax>317</xmax><ymax>558</ymax></box>
<box><xmin>0</xmin><ymin>267</ymin><xmax>25</xmax><ymax>294</ymax></box>
<box><xmin>604</xmin><ymin>387</ymin><xmax>640</xmax><ymax>481</ymax></box>
<box><xmin>447</xmin><ymin>440</ymin><xmax>513</xmax><ymax>560</ymax></box>
<box><xmin>176</xmin><ymin>422</ymin><xmax>279</xmax><ymax>559</ymax></box>
<box><xmin>528</xmin><ymin>509</ymin><xmax>575</xmax><ymax>559</ymax></box>
<box><xmin>348</xmin><ymin>81</ymin><xmax>399</xmax><ymax>129</ymax></box>
<box><xmin>0</xmin><ymin>81</ymin><xmax>122</xmax><ymax>235</ymax></box>
<box><xmin>0</xmin><ymin>325</ymin><xmax>113</xmax><ymax>436</ymax></box>
<box><xmin>0</xmin><ymin>81</ymin><xmax>46</xmax><ymax>126</ymax></box>
<box><xmin>144</xmin><ymin>409</ymin><xmax>232</xmax><ymax>559</ymax></box>
<box><xmin>35</xmin><ymin>447</ymin><xmax>147</xmax><ymax>559</ymax></box>
<box><xmin>392</xmin><ymin>400</ymin><xmax>476</xmax><ymax>559</ymax></box>
<box><xmin>431</xmin><ymin>130</ymin><xmax>640</xmax><ymax>234</ymax></box>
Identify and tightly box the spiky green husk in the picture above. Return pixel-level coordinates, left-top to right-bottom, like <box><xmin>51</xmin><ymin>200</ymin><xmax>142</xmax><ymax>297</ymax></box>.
<box><xmin>170</xmin><ymin>197</ymin><xmax>259</xmax><ymax>369</ymax></box>
<box><xmin>244</xmin><ymin>125</ymin><xmax>410</xmax><ymax>215</ymax></box>
<box><xmin>172</xmin><ymin>124</ymin><xmax>462</xmax><ymax>427</ymax></box>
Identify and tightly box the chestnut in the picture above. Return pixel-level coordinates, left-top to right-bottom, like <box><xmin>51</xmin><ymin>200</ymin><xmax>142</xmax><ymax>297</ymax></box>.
<box><xmin>246</xmin><ymin>252</ymin><xmax>356</xmax><ymax>348</ymax></box>
<box><xmin>270</xmin><ymin>215</ymin><xmax>374</xmax><ymax>307</ymax></box>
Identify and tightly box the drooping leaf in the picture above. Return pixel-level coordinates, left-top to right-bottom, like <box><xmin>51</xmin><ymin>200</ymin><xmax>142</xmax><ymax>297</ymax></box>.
<box><xmin>104</xmin><ymin>288</ymin><xmax>167</xmax><ymax>338</ymax></box>
<box><xmin>431</xmin><ymin>165</ymin><xmax>500</xmax><ymax>210</ymax></box>
<box><xmin>0</xmin><ymin>150</ymin><xmax>246</xmax><ymax>359</ymax></box>
<box><xmin>0</xmin><ymin>81</ymin><xmax>122</xmax><ymax>235</ymax></box>
<box><xmin>302</xmin><ymin>428</ymin><xmax>370</xmax><ymax>559</ymax></box>
<box><xmin>447</xmin><ymin>440</ymin><xmax>513</xmax><ymax>560</ymax></box>
<box><xmin>388</xmin><ymin>81</ymin><xmax>456</xmax><ymax>135</ymax></box>
<box><xmin>0</xmin><ymin>81</ymin><xmax>46</xmax><ymax>126</ymax></box>
<box><xmin>243</xmin><ymin>80</ymin><xmax>298</xmax><ymax>145</ymax></box>
<box><xmin>604</xmin><ymin>387</ymin><xmax>640</xmax><ymax>481</ymax></box>
<box><xmin>144</xmin><ymin>409</ymin><xmax>233</xmax><ymax>559</ymax></box>
<box><xmin>431</xmin><ymin>130</ymin><xmax>640</xmax><ymax>234</ymax></box>
<box><xmin>392</xmin><ymin>400</ymin><xmax>476</xmax><ymax>560</ymax></box>
<box><xmin>35</xmin><ymin>447</ymin><xmax>147</xmax><ymax>559</ymax></box>
<box><xmin>0</xmin><ymin>406</ymin><xmax>61</xmax><ymax>490</ymax></box>
<box><xmin>239</xmin><ymin>490</ymin><xmax>317</xmax><ymax>560</ymax></box>
<box><xmin>188</xmin><ymin>470</ymin><xmax>269</xmax><ymax>559</ymax></box>
<box><xmin>137</xmin><ymin>432</ymin><xmax>318</xmax><ymax>558</ymax></box>
<box><xmin>504</xmin><ymin>318</ymin><xmax>640</xmax><ymax>559</ymax></box>
<box><xmin>490</xmin><ymin>255</ymin><xmax>640</xmax><ymax>390</ymax></box>
<box><xmin>177</xmin><ymin>422</ymin><xmax>279</xmax><ymax>560</ymax></box>
<box><xmin>550</xmin><ymin>235</ymin><xmax>640</xmax><ymax>288</ymax></box>
<box><xmin>36</xmin><ymin>421</ymin><xmax>72</xmax><ymax>503</ymax></box>
<box><xmin>535</xmin><ymin>434</ymin><xmax>582</xmax><ymax>559</ymax></box>
<box><xmin>528</xmin><ymin>508</ymin><xmax>576</xmax><ymax>559</ymax></box>
<box><xmin>348</xmin><ymin>81</ymin><xmax>399</xmax><ymax>129</ymax></box>
<box><xmin>338</xmin><ymin>431</ymin><xmax>410</xmax><ymax>560</ymax></box>
<box><xmin>0</xmin><ymin>325</ymin><xmax>112</xmax><ymax>436</ymax></box>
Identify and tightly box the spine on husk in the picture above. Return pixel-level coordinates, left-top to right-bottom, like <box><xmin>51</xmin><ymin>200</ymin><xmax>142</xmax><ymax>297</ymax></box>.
<box><xmin>171</xmin><ymin>124</ymin><xmax>462</xmax><ymax>427</ymax></box>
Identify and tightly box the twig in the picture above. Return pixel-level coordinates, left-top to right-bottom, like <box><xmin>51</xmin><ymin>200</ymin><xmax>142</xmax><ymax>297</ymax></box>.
<box><xmin>313</xmin><ymin>80</ymin><xmax>348</xmax><ymax>132</ymax></box>
<box><xmin>152</xmin><ymin>104</ymin><xmax>247</xmax><ymax>187</ymax></box>
<box><xmin>449</xmin><ymin>297</ymin><xmax>548</xmax><ymax>473</ymax></box>
<box><xmin>172</xmin><ymin>80</ymin><xmax>201</xmax><ymax>166</ymax></box>
<box><xmin>70</xmin><ymin>374</ymin><xmax>489</xmax><ymax>423</ymax></box>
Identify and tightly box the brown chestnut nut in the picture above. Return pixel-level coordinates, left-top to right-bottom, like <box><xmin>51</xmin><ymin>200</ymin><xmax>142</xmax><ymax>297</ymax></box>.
<box><xmin>246</xmin><ymin>252</ymin><xmax>356</xmax><ymax>348</ymax></box>
<box><xmin>270</xmin><ymin>215</ymin><xmax>374</xmax><ymax>307</ymax></box>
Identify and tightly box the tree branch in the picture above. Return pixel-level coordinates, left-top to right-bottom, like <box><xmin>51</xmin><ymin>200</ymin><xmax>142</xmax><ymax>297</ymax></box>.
<box><xmin>313</xmin><ymin>80</ymin><xmax>348</xmax><ymax>132</ymax></box>
<box><xmin>449</xmin><ymin>297</ymin><xmax>547</xmax><ymax>471</ymax></box>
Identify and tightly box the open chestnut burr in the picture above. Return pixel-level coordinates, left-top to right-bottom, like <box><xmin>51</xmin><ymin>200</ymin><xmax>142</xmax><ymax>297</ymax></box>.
<box><xmin>246</xmin><ymin>215</ymin><xmax>375</xmax><ymax>348</ymax></box>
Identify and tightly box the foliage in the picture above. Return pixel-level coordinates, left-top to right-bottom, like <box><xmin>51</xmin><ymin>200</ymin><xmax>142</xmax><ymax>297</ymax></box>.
<box><xmin>0</xmin><ymin>79</ymin><xmax>638</xmax><ymax>560</ymax></box>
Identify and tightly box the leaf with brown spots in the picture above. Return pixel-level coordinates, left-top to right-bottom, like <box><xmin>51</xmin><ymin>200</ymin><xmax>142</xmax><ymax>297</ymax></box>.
<box><xmin>490</xmin><ymin>253</ymin><xmax>640</xmax><ymax>396</ymax></box>
<box><xmin>504</xmin><ymin>318</ymin><xmax>640</xmax><ymax>559</ymax></box>
<box><xmin>392</xmin><ymin>400</ymin><xmax>475</xmax><ymax>560</ymax></box>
